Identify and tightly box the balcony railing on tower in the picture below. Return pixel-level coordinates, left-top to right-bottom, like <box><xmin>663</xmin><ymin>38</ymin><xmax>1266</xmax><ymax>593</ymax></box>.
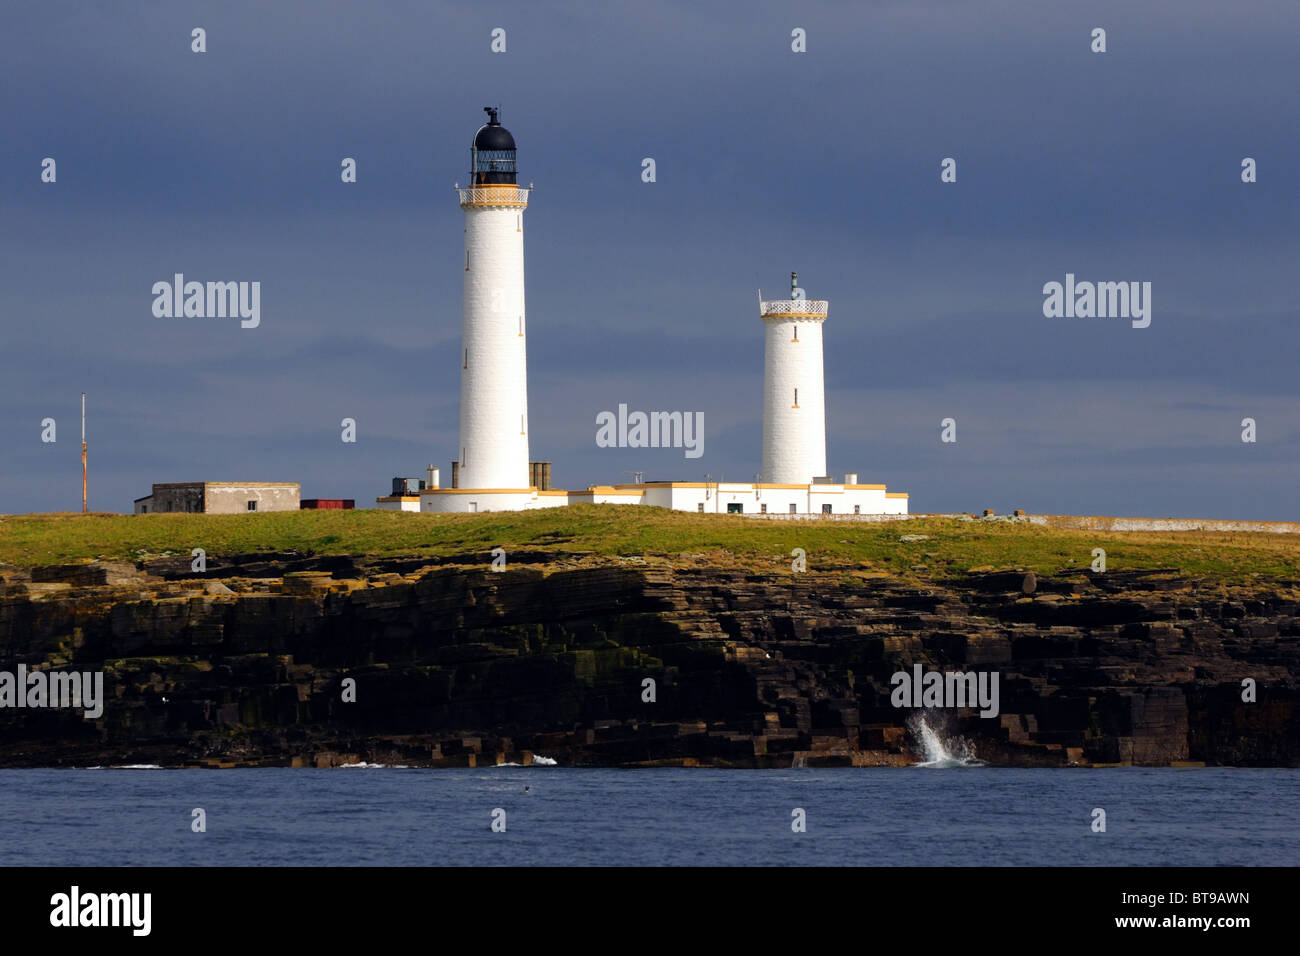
<box><xmin>457</xmin><ymin>186</ymin><xmax>530</xmax><ymax>208</ymax></box>
<box><xmin>759</xmin><ymin>299</ymin><xmax>828</xmax><ymax>319</ymax></box>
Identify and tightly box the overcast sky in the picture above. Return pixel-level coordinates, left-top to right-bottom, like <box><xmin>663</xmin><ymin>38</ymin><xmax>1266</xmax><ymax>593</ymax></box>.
<box><xmin>3</xmin><ymin>0</ymin><xmax>1298</xmax><ymax>519</ymax></box>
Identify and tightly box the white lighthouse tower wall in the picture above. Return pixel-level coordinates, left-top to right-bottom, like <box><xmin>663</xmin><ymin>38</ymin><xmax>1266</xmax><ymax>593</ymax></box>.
<box><xmin>458</xmin><ymin>200</ymin><xmax>530</xmax><ymax>490</ymax></box>
<box><xmin>761</xmin><ymin>312</ymin><xmax>827</xmax><ymax>484</ymax></box>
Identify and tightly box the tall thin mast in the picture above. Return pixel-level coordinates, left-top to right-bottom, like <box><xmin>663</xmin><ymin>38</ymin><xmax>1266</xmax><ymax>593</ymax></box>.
<box><xmin>81</xmin><ymin>393</ymin><xmax>87</xmax><ymax>514</ymax></box>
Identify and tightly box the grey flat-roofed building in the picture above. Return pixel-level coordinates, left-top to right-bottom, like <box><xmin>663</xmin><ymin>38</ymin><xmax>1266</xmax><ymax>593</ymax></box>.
<box><xmin>134</xmin><ymin>482</ymin><xmax>300</xmax><ymax>514</ymax></box>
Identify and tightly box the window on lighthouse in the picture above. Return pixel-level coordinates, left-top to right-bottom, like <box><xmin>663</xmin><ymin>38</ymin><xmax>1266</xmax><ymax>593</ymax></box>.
<box><xmin>793</xmin><ymin>387</ymin><xmax>799</xmax><ymax>408</ymax></box>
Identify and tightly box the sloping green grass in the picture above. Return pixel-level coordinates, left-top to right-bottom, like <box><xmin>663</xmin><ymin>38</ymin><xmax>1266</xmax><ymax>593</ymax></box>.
<box><xmin>1</xmin><ymin>506</ymin><xmax>1298</xmax><ymax>584</ymax></box>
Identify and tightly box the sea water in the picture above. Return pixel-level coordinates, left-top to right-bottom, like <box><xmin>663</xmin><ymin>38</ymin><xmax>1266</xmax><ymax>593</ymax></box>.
<box><xmin>0</xmin><ymin>765</ymin><xmax>1294</xmax><ymax>866</ymax></box>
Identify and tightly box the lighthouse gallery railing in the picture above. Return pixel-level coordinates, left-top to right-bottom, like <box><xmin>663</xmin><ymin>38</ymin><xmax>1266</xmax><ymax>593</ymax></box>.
<box><xmin>458</xmin><ymin>186</ymin><xmax>530</xmax><ymax>207</ymax></box>
<box><xmin>759</xmin><ymin>299</ymin><xmax>828</xmax><ymax>318</ymax></box>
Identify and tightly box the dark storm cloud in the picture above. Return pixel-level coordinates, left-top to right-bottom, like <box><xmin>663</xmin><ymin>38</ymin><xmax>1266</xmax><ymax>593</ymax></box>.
<box><xmin>1</xmin><ymin>0</ymin><xmax>1297</xmax><ymax>517</ymax></box>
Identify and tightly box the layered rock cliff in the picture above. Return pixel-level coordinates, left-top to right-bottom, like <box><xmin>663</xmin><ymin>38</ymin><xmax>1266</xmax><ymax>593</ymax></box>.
<box><xmin>0</xmin><ymin>554</ymin><xmax>1296</xmax><ymax>767</ymax></box>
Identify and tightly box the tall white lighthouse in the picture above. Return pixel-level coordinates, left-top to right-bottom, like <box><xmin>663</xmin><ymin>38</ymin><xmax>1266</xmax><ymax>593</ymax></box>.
<box><xmin>456</xmin><ymin>107</ymin><xmax>531</xmax><ymax>491</ymax></box>
<box><xmin>760</xmin><ymin>273</ymin><xmax>828</xmax><ymax>484</ymax></box>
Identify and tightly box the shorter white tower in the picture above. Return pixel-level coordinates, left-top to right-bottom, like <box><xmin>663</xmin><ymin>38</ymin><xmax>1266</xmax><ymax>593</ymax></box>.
<box><xmin>760</xmin><ymin>272</ymin><xmax>828</xmax><ymax>484</ymax></box>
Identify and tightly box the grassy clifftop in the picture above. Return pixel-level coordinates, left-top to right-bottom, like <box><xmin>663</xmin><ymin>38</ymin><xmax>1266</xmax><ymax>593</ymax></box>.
<box><xmin>2</xmin><ymin>505</ymin><xmax>1299</xmax><ymax>584</ymax></box>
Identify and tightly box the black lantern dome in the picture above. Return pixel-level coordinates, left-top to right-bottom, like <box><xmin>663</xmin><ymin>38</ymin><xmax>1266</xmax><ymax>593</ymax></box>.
<box><xmin>471</xmin><ymin>107</ymin><xmax>517</xmax><ymax>185</ymax></box>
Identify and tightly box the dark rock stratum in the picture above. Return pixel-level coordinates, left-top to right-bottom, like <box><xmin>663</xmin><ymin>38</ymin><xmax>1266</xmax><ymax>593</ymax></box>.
<box><xmin>1</xmin><ymin>554</ymin><xmax>1296</xmax><ymax>768</ymax></box>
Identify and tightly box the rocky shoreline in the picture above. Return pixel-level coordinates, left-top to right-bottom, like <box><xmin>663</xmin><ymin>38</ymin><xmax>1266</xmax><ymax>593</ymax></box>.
<box><xmin>1</xmin><ymin>552</ymin><xmax>1297</xmax><ymax>768</ymax></box>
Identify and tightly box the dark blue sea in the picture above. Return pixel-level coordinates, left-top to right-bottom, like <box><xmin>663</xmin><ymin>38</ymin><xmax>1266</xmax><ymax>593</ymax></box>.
<box><xmin>1</xmin><ymin>767</ymin><xmax>1294</xmax><ymax>866</ymax></box>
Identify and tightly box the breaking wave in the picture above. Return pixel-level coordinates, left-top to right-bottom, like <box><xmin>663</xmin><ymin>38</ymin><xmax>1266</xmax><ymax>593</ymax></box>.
<box><xmin>909</xmin><ymin>714</ymin><xmax>986</xmax><ymax>768</ymax></box>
